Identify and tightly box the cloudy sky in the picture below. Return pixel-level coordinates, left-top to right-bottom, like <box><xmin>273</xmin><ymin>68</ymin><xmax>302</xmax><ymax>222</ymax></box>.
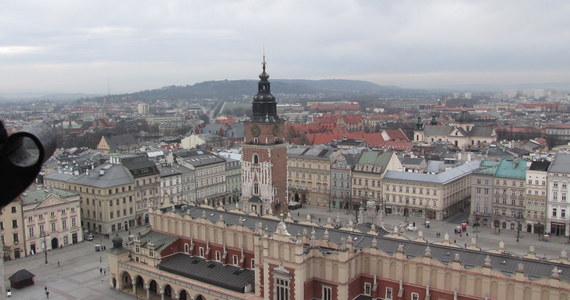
<box><xmin>1</xmin><ymin>0</ymin><xmax>569</xmax><ymax>94</ymax></box>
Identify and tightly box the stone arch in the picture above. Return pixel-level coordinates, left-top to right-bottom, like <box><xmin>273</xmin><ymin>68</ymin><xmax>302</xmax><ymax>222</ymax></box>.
<box><xmin>119</xmin><ymin>271</ymin><xmax>133</xmax><ymax>293</ymax></box>
<box><xmin>134</xmin><ymin>275</ymin><xmax>145</xmax><ymax>298</ymax></box>
<box><xmin>415</xmin><ymin>265</ymin><xmax>423</xmax><ymax>284</ymax></box>
<box><xmin>178</xmin><ymin>288</ymin><xmax>189</xmax><ymax>300</ymax></box>
<box><xmin>149</xmin><ymin>279</ymin><xmax>159</xmax><ymax>296</ymax></box>
<box><xmin>459</xmin><ymin>274</ymin><xmax>467</xmax><ymax>292</ymax></box>
<box><xmin>474</xmin><ymin>277</ymin><xmax>482</xmax><ymax>296</ymax></box>
<box><xmin>196</xmin><ymin>295</ymin><xmax>206</xmax><ymax>300</ymax></box>
<box><xmin>163</xmin><ymin>284</ymin><xmax>173</xmax><ymax>299</ymax></box>
<box><xmin>444</xmin><ymin>272</ymin><xmax>451</xmax><ymax>290</ymax></box>
<box><xmin>363</xmin><ymin>257</ymin><xmax>370</xmax><ymax>273</ymax></box>
<box><xmin>491</xmin><ymin>281</ymin><xmax>498</xmax><ymax>298</ymax></box>
<box><xmin>506</xmin><ymin>283</ymin><xmax>514</xmax><ymax>300</ymax></box>
<box><xmin>429</xmin><ymin>268</ymin><xmax>438</xmax><ymax>286</ymax></box>
<box><xmin>111</xmin><ymin>277</ymin><xmax>117</xmax><ymax>289</ymax></box>
<box><xmin>523</xmin><ymin>286</ymin><xmax>532</xmax><ymax>300</ymax></box>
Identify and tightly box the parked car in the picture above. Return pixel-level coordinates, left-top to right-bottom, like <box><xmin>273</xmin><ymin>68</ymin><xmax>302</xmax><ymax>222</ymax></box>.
<box><xmin>86</xmin><ymin>233</ymin><xmax>94</xmax><ymax>241</ymax></box>
<box><xmin>405</xmin><ymin>224</ymin><xmax>417</xmax><ymax>231</ymax></box>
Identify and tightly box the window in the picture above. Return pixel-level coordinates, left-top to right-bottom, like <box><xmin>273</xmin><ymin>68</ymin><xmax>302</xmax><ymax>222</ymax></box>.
<box><xmin>411</xmin><ymin>293</ymin><xmax>419</xmax><ymax>300</ymax></box>
<box><xmin>51</xmin><ymin>222</ymin><xmax>56</xmax><ymax>232</ymax></box>
<box><xmin>13</xmin><ymin>233</ymin><xmax>18</xmax><ymax>243</ymax></box>
<box><xmin>253</xmin><ymin>154</ymin><xmax>259</xmax><ymax>164</ymax></box>
<box><xmin>215</xmin><ymin>251</ymin><xmax>221</xmax><ymax>261</ymax></box>
<box><xmin>62</xmin><ymin>219</ymin><xmax>67</xmax><ymax>229</ymax></box>
<box><xmin>233</xmin><ymin>255</ymin><xmax>239</xmax><ymax>265</ymax></box>
<box><xmin>553</xmin><ymin>208</ymin><xmax>558</xmax><ymax>217</ymax></box>
<box><xmin>275</xmin><ymin>278</ymin><xmax>289</xmax><ymax>300</ymax></box>
<box><xmin>12</xmin><ymin>220</ymin><xmax>17</xmax><ymax>228</ymax></box>
<box><xmin>39</xmin><ymin>224</ymin><xmax>44</xmax><ymax>235</ymax></box>
<box><xmin>563</xmin><ymin>209</ymin><xmax>566</xmax><ymax>218</ymax></box>
<box><xmin>386</xmin><ymin>287</ymin><xmax>393</xmax><ymax>300</ymax></box>
<box><xmin>364</xmin><ymin>282</ymin><xmax>372</xmax><ymax>295</ymax></box>
<box><xmin>251</xmin><ymin>258</ymin><xmax>255</xmax><ymax>268</ymax></box>
<box><xmin>199</xmin><ymin>247</ymin><xmax>204</xmax><ymax>257</ymax></box>
<box><xmin>28</xmin><ymin>227</ymin><xmax>34</xmax><ymax>237</ymax></box>
<box><xmin>322</xmin><ymin>286</ymin><xmax>332</xmax><ymax>300</ymax></box>
<box><xmin>184</xmin><ymin>243</ymin><xmax>189</xmax><ymax>253</ymax></box>
<box><xmin>11</xmin><ymin>206</ymin><xmax>16</xmax><ymax>213</ymax></box>
<box><xmin>72</xmin><ymin>217</ymin><xmax>76</xmax><ymax>227</ymax></box>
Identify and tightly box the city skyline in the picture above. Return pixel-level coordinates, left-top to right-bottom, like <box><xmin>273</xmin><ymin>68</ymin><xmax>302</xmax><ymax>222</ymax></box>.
<box><xmin>1</xmin><ymin>0</ymin><xmax>569</xmax><ymax>94</ymax></box>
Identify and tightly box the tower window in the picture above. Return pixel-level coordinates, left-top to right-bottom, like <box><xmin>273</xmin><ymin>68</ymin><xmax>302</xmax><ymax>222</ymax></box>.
<box><xmin>254</xmin><ymin>183</ymin><xmax>259</xmax><ymax>195</ymax></box>
<box><xmin>253</xmin><ymin>154</ymin><xmax>259</xmax><ymax>164</ymax></box>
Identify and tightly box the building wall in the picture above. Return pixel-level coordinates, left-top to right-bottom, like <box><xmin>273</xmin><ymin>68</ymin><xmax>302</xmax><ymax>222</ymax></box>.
<box><xmin>0</xmin><ymin>199</ymin><xmax>25</xmax><ymax>260</ymax></box>
<box><xmin>547</xmin><ymin>172</ymin><xmax>570</xmax><ymax>236</ymax></box>
<box><xmin>526</xmin><ymin>169</ymin><xmax>547</xmax><ymax>233</ymax></box>
<box><xmin>23</xmin><ymin>193</ymin><xmax>83</xmax><ymax>256</ymax></box>
<box><xmin>44</xmin><ymin>178</ymin><xmax>136</xmax><ymax>234</ymax></box>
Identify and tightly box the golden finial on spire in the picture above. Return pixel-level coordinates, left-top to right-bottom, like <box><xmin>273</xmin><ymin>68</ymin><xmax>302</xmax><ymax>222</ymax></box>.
<box><xmin>262</xmin><ymin>47</ymin><xmax>266</xmax><ymax>71</ymax></box>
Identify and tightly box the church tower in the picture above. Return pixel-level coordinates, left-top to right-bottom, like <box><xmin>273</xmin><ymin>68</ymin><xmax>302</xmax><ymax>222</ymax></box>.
<box><xmin>241</xmin><ymin>57</ymin><xmax>288</xmax><ymax>215</ymax></box>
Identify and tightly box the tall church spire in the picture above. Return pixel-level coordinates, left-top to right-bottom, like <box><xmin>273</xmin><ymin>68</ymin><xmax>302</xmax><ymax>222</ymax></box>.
<box><xmin>252</xmin><ymin>55</ymin><xmax>278</xmax><ymax>122</ymax></box>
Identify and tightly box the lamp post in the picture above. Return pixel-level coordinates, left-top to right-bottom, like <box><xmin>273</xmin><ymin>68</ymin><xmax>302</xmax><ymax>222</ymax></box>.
<box><xmin>41</xmin><ymin>232</ymin><xmax>48</xmax><ymax>264</ymax></box>
<box><xmin>516</xmin><ymin>221</ymin><xmax>521</xmax><ymax>242</ymax></box>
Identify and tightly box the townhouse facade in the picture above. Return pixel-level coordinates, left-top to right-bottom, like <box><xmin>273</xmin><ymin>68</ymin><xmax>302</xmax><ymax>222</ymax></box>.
<box><xmin>45</xmin><ymin>163</ymin><xmax>137</xmax><ymax>234</ymax></box>
<box><xmin>0</xmin><ymin>198</ymin><xmax>25</xmax><ymax>260</ymax></box>
<box><xmin>21</xmin><ymin>186</ymin><xmax>83</xmax><ymax>256</ymax></box>
<box><xmin>384</xmin><ymin>160</ymin><xmax>479</xmax><ymax>221</ymax></box>
<box><xmin>177</xmin><ymin>150</ymin><xmax>227</xmax><ymax>206</ymax></box>
<box><xmin>525</xmin><ymin>161</ymin><xmax>549</xmax><ymax>234</ymax></box>
<box><xmin>547</xmin><ymin>153</ymin><xmax>570</xmax><ymax>236</ymax></box>
<box><xmin>471</xmin><ymin>159</ymin><xmax>527</xmax><ymax>232</ymax></box>
<box><xmin>287</xmin><ymin>146</ymin><xmax>334</xmax><ymax>207</ymax></box>
<box><xmin>118</xmin><ymin>155</ymin><xmax>160</xmax><ymax>225</ymax></box>
<box><xmin>352</xmin><ymin>151</ymin><xmax>402</xmax><ymax>212</ymax></box>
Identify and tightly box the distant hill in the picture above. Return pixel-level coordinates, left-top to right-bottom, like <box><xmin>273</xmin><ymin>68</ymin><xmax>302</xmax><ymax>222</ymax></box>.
<box><xmin>79</xmin><ymin>79</ymin><xmax>406</xmax><ymax>103</ymax></box>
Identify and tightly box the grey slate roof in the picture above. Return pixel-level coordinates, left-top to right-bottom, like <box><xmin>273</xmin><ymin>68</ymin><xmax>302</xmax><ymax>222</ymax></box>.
<box><xmin>176</xmin><ymin>150</ymin><xmax>226</xmax><ymax>167</ymax></box>
<box><xmin>468</xmin><ymin>126</ymin><xmax>494</xmax><ymax>137</ymax></box>
<box><xmin>384</xmin><ymin>160</ymin><xmax>481</xmax><ymax>184</ymax></box>
<box><xmin>138</xmin><ymin>231</ymin><xmax>178</xmax><ymax>252</ymax></box>
<box><xmin>158</xmin><ymin>253</ymin><xmax>254</xmax><ymax>293</ymax></box>
<box><xmin>549</xmin><ymin>153</ymin><xmax>570</xmax><ymax>173</ymax></box>
<box><xmin>120</xmin><ymin>156</ymin><xmax>160</xmax><ymax>177</ymax></box>
<box><xmin>8</xmin><ymin>269</ymin><xmax>34</xmax><ymax>282</ymax></box>
<box><xmin>105</xmin><ymin>134</ymin><xmax>139</xmax><ymax>150</ymax></box>
<box><xmin>529</xmin><ymin>161</ymin><xmax>550</xmax><ymax>171</ymax></box>
<box><xmin>46</xmin><ymin>164</ymin><xmax>134</xmax><ymax>188</ymax></box>
<box><xmin>161</xmin><ymin>206</ymin><xmax>570</xmax><ymax>282</ymax></box>
<box><xmin>423</xmin><ymin>126</ymin><xmax>454</xmax><ymax>136</ymax></box>
<box><xmin>288</xmin><ymin>145</ymin><xmax>335</xmax><ymax>160</ymax></box>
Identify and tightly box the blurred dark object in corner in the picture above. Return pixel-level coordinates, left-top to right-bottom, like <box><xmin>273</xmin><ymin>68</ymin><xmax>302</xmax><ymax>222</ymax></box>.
<box><xmin>0</xmin><ymin>120</ymin><xmax>56</xmax><ymax>206</ymax></box>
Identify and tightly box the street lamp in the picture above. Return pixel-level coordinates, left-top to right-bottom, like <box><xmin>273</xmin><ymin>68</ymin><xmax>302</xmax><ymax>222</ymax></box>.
<box><xmin>516</xmin><ymin>221</ymin><xmax>521</xmax><ymax>242</ymax></box>
<box><xmin>41</xmin><ymin>232</ymin><xmax>48</xmax><ymax>264</ymax></box>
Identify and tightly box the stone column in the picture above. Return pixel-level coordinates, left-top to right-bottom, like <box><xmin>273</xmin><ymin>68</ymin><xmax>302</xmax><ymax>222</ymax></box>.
<box><xmin>160</xmin><ymin>288</ymin><xmax>165</xmax><ymax>300</ymax></box>
<box><xmin>145</xmin><ymin>283</ymin><xmax>150</xmax><ymax>299</ymax></box>
<box><xmin>132</xmin><ymin>277</ymin><xmax>137</xmax><ymax>295</ymax></box>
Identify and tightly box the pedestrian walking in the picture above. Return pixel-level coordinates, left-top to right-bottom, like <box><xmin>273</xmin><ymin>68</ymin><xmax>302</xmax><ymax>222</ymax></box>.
<box><xmin>100</xmin><ymin>268</ymin><xmax>103</xmax><ymax>274</ymax></box>
<box><xmin>44</xmin><ymin>286</ymin><xmax>47</xmax><ymax>292</ymax></box>
<box><xmin>100</xmin><ymin>256</ymin><xmax>102</xmax><ymax>262</ymax></box>
<box><xmin>46</xmin><ymin>291</ymin><xmax>50</xmax><ymax>298</ymax></box>
<box><xmin>104</xmin><ymin>269</ymin><xmax>106</xmax><ymax>275</ymax></box>
<box><xmin>57</xmin><ymin>261</ymin><xmax>60</xmax><ymax>267</ymax></box>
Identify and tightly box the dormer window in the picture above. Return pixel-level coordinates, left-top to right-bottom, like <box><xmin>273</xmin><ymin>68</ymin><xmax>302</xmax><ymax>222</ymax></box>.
<box><xmin>253</xmin><ymin>154</ymin><xmax>259</xmax><ymax>164</ymax></box>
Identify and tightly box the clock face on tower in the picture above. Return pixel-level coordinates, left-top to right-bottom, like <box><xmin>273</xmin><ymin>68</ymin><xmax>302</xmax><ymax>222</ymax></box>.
<box><xmin>251</xmin><ymin>124</ymin><xmax>261</xmax><ymax>137</ymax></box>
<box><xmin>272</xmin><ymin>124</ymin><xmax>280</xmax><ymax>136</ymax></box>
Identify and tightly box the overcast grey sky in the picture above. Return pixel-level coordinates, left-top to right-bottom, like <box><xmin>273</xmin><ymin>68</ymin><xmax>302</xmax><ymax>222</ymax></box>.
<box><xmin>1</xmin><ymin>0</ymin><xmax>569</xmax><ymax>94</ymax></box>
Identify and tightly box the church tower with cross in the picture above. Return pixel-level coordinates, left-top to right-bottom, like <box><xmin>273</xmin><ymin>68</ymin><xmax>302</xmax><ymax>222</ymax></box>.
<box><xmin>241</xmin><ymin>56</ymin><xmax>288</xmax><ymax>215</ymax></box>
